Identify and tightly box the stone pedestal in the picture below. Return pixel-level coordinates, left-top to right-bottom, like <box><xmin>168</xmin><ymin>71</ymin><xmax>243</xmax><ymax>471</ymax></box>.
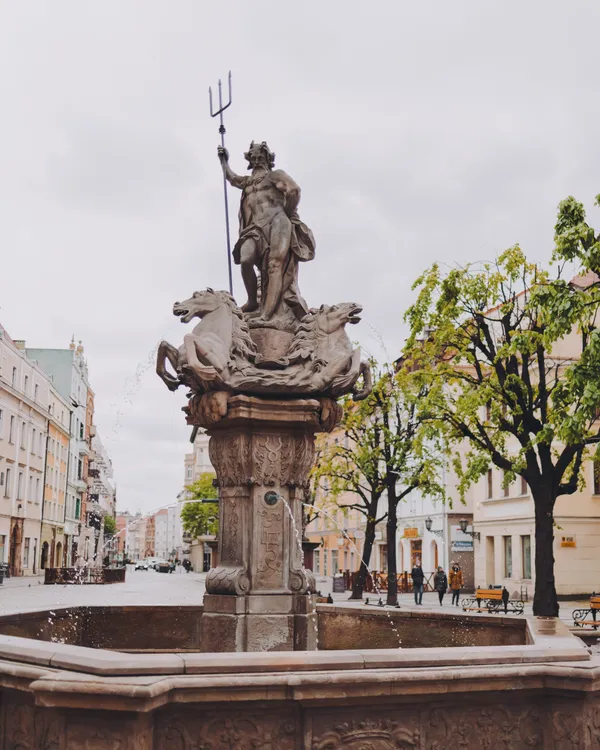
<box><xmin>188</xmin><ymin>393</ymin><xmax>340</xmax><ymax>652</ymax></box>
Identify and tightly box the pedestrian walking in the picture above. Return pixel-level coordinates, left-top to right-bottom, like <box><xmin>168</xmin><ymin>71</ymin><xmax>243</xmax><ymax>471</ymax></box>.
<box><xmin>449</xmin><ymin>562</ymin><xmax>464</xmax><ymax>606</ymax></box>
<box><xmin>434</xmin><ymin>566</ymin><xmax>448</xmax><ymax>606</ymax></box>
<box><xmin>411</xmin><ymin>560</ymin><xmax>424</xmax><ymax>605</ymax></box>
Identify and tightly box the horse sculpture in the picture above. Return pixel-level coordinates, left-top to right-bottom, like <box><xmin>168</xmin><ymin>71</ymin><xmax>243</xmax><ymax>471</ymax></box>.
<box><xmin>157</xmin><ymin>291</ymin><xmax>372</xmax><ymax>401</ymax></box>
<box><xmin>285</xmin><ymin>302</ymin><xmax>372</xmax><ymax>400</ymax></box>
<box><xmin>156</xmin><ymin>289</ymin><xmax>257</xmax><ymax>393</ymax></box>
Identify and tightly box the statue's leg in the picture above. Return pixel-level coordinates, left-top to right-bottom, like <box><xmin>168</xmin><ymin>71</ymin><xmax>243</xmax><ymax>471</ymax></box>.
<box><xmin>156</xmin><ymin>341</ymin><xmax>180</xmax><ymax>391</ymax></box>
<box><xmin>240</xmin><ymin>239</ymin><xmax>259</xmax><ymax>313</ymax></box>
<box><xmin>262</xmin><ymin>214</ymin><xmax>292</xmax><ymax>320</ymax></box>
<box><xmin>182</xmin><ymin>335</ymin><xmax>218</xmax><ymax>381</ymax></box>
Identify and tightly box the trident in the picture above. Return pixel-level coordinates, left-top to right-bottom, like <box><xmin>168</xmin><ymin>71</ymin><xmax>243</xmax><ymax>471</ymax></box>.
<box><xmin>209</xmin><ymin>71</ymin><xmax>234</xmax><ymax>295</ymax></box>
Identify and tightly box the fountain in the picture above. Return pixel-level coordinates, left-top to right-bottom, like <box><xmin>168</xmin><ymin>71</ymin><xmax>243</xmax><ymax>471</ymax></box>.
<box><xmin>1</xmin><ymin>141</ymin><xmax>599</xmax><ymax>747</ymax></box>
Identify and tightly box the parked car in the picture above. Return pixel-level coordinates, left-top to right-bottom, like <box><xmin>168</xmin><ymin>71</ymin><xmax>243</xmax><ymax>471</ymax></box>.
<box><xmin>134</xmin><ymin>560</ymin><xmax>149</xmax><ymax>571</ymax></box>
<box><xmin>156</xmin><ymin>560</ymin><xmax>171</xmax><ymax>573</ymax></box>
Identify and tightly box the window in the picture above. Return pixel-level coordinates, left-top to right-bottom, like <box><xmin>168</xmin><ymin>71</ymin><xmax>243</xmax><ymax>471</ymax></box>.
<box><xmin>0</xmin><ymin>472</ymin><xmax>3</xmax><ymax>487</ymax></box>
<box><xmin>4</xmin><ymin>468</ymin><xmax>11</xmax><ymax>497</ymax></box>
<box><xmin>17</xmin><ymin>472</ymin><xmax>23</xmax><ymax>500</ymax></box>
<box><xmin>487</xmin><ymin>469</ymin><xmax>493</xmax><ymax>499</ymax></box>
<box><xmin>0</xmin><ymin>535</ymin><xmax>5</xmax><ymax>563</ymax></box>
<box><xmin>77</xmin><ymin>459</ymin><xmax>82</xmax><ymax>480</ymax></box>
<box><xmin>594</xmin><ymin>460</ymin><xmax>600</xmax><ymax>496</ymax></box>
<box><xmin>521</xmin><ymin>535</ymin><xmax>532</xmax><ymax>579</ymax></box>
<box><xmin>24</xmin><ymin>375</ymin><xmax>28</xmax><ymax>394</ymax></box>
<box><xmin>20</xmin><ymin>422</ymin><xmax>27</xmax><ymax>449</ymax></box>
<box><xmin>331</xmin><ymin>549</ymin><xmax>339</xmax><ymax>575</ymax></box>
<box><xmin>36</xmin><ymin>477</ymin><xmax>40</xmax><ymax>502</ymax></box>
<box><xmin>186</xmin><ymin>467</ymin><xmax>192</xmax><ymax>480</ymax></box>
<box><xmin>503</xmin><ymin>535</ymin><xmax>512</xmax><ymax>578</ymax></box>
<box><xmin>313</xmin><ymin>550</ymin><xmax>320</xmax><ymax>575</ymax></box>
<box><xmin>521</xmin><ymin>475</ymin><xmax>528</xmax><ymax>496</ymax></box>
<box><xmin>0</xmin><ymin>408</ymin><xmax>3</xmax><ymax>437</ymax></box>
<box><xmin>9</xmin><ymin>416</ymin><xmax>14</xmax><ymax>443</ymax></box>
<box><xmin>31</xmin><ymin>429</ymin><xmax>35</xmax><ymax>452</ymax></box>
<box><xmin>75</xmin><ymin>497</ymin><xmax>81</xmax><ymax>519</ymax></box>
<box><xmin>79</xmin><ymin>421</ymin><xmax>84</xmax><ymax>440</ymax></box>
<box><xmin>23</xmin><ymin>538</ymin><xmax>30</xmax><ymax>568</ymax></box>
<box><xmin>485</xmin><ymin>402</ymin><xmax>492</xmax><ymax>421</ymax></box>
<box><xmin>34</xmin><ymin>384</ymin><xmax>38</xmax><ymax>401</ymax></box>
<box><xmin>11</xmin><ymin>367</ymin><xmax>16</xmax><ymax>387</ymax></box>
<box><xmin>503</xmin><ymin>471</ymin><xmax>510</xmax><ymax>498</ymax></box>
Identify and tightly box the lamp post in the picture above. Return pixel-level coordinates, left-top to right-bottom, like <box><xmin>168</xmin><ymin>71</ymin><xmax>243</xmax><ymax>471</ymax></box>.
<box><xmin>424</xmin><ymin>517</ymin><xmax>444</xmax><ymax>538</ymax></box>
<box><xmin>459</xmin><ymin>518</ymin><xmax>480</xmax><ymax>541</ymax></box>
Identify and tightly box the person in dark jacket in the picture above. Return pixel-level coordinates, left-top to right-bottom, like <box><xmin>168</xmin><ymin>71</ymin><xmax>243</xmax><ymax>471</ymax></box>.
<box><xmin>434</xmin><ymin>566</ymin><xmax>448</xmax><ymax>606</ymax></box>
<box><xmin>449</xmin><ymin>562</ymin><xmax>464</xmax><ymax>606</ymax></box>
<box><xmin>411</xmin><ymin>560</ymin><xmax>424</xmax><ymax>605</ymax></box>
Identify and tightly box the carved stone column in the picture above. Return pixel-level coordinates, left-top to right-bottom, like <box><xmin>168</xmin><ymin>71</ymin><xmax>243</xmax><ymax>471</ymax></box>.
<box><xmin>186</xmin><ymin>392</ymin><xmax>341</xmax><ymax>652</ymax></box>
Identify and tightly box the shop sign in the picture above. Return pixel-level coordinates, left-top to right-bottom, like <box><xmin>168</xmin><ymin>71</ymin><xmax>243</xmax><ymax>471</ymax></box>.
<box><xmin>403</xmin><ymin>527</ymin><xmax>419</xmax><ymax>539</ymax></box>
<box><xmin>561</xmin><ymin>536</ymin><xmax>576</xmax><ymax>548</ymax></box>
<box><xmin>450</xmin><ymin>524</ymin><xmax>473</xmax><ymax>552</ymax></box>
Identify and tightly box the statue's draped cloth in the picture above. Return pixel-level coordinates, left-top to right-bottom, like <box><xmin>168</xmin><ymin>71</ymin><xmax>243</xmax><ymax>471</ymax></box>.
<box><xmin>232</xmin><ymin>170</ymin><xmax>316</xmax><ymax>319</ymax></box>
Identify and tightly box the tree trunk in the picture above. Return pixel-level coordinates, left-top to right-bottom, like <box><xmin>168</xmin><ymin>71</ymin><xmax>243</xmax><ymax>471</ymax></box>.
<box><xmin>532</xmin><ymin>488</ymin><xmax>559</xmax><ymax>617</ymax></box>
<box><xmin>386</xmin><ymin>495</ymin><xmax>398</xmax><ymax>606</ymax></box>
<box><xmin>350</xmin><ymin>515</ymin><xmax>377</xmax><ymax>600</ymax></box>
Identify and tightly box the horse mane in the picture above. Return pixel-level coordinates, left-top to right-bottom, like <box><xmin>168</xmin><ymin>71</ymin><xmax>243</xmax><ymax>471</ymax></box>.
<box><xmin>285</xmin><ymin>311</ymin><xmax>319</xmax><ymax>365</ymax></box>
<box><xmin>210</xmin><ymin>290</ymin><xmax>258</xmax><ymax>363</ymax></box>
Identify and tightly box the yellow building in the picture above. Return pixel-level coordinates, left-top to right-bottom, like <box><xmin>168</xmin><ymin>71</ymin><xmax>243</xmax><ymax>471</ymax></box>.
<box><xmin>40</xmin><ymin>386</ymin><xmax>70</xmax><ymax>569</ymax></box>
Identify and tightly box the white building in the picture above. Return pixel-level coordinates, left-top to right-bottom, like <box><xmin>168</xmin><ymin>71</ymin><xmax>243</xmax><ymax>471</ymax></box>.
<box><xmin>183</xmin><ymin>427</ymin><xmax>213</xmax><ymax>489</ymax></box>
<box><xmin>88</xmin><ymin>431</ymin><xmax>116</xmax><ymax>564</ymax></box>
<box><xmin>153</xmin><ymin>505</ymin><xmax>183</xmax><ymax>561</ymax></box>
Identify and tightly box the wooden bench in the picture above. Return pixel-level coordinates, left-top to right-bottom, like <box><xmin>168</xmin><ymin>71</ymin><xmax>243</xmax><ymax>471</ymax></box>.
<box><xmin>461</xmin><ymin>587</ymin><xmax>524</xmax><ymax>615</ymax></box>
<box><xmin>573</xmin><ymin>595</ymin><xmax>600</xmax><ymax>629</ymax></box>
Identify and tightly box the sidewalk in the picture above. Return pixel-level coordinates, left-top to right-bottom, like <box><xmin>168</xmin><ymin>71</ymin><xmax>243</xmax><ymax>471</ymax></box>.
<box><xmin>326</xmin><ymin>589</ymin><xmax>590</xmax><ymax>626</ymax></box>
<box><xmin>0</xmin><ymin>574</ymin><xmax>45</xmax><ymax>589</ymax></box>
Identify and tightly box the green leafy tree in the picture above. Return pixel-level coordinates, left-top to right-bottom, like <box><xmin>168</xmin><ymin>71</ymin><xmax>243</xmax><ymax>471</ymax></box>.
<box><xmin>314</xmin><ymin>363</ymin><xmax>444</xmax><ymax>604</ymax></box>
<box><xmin>186</xmin><ymin>472</ymin><xmax>218</xmax><ymax>501</ymax></box>
<box><xmin>404</xmin><ymin>203</ymin><xmax>600</xmax><ymax>617</ymax></box>
<box><xmin>181</xmin><ymin>471</ymin><xmax>219</xmax><ymax>539</ymax></box>
<box><xmin>103</xmin><ymin>515</ymin><xmax>116</xmax><ymax>536</ymax></box>
<box><xmin>181</xmin><ymin>501</ymin><xmax>219</xmax><ymax>538</ymax></box>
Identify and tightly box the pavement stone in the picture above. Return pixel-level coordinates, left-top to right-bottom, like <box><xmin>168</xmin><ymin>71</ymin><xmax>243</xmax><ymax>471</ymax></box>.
<box><xmin>0</xmin><ymin>570</ymin><xmax>590</xmax><ymax>629</ymax></box>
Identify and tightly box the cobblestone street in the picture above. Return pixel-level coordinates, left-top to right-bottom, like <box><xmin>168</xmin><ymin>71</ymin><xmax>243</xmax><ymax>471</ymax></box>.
<box><xmin>0</xmin><ymin>568</ymin><xmax>207</xmax><ymax>615</ymax></box>
<box><xmin>1</xmin><ymin>568</ymin><xmax>592</xmax><ymax>634</ymax></box>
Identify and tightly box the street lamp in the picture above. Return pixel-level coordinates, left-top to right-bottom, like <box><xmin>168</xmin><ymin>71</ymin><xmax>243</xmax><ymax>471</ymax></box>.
<box><xmin>424</xmin><ymin>517</ymin><xmax>444</xmax><ymax>538</ymax></box>
<box><xmin>459</xmin><ymin>518</ymin><xmax>480</xmax><ymax>541</ymax></box>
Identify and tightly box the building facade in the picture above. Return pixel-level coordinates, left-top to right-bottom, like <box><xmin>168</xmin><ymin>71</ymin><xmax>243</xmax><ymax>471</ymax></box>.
<box><xmin>26</xmin><ymin>339</ymin><xmax>96</xmax><ymax>565</ymax></box>
<box><xmin>40</xmin><ymin>385</ymin><xmax>71</xmax><ymax>569</ymax></box>
<box><xmin>0</xmin><ymin>327</ymin><xmax>53</xmax><ymax>575</ymax></box>
<box><xmin>183</xmin><ymin>427</ymin><xmax>213</xmax><ymax>490</ymax></box>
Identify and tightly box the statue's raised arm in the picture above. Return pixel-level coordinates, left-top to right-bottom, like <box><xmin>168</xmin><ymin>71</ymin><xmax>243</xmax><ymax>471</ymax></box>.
<box><xmin>218</xmin><ymin>140</ymin><xmax>315</xmax><ymax>322</ymax></box>
<box><xmin>218</xmin><ymin>146</ymin><xmax>249</xmax><ymax>190</ymax></box>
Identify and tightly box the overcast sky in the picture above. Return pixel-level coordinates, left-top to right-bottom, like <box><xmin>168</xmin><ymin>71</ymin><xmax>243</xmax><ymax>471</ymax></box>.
<box><xmin>1</xmin><ymin>2</ymin><xmax>599</xmax><ymax>515</ymax></box>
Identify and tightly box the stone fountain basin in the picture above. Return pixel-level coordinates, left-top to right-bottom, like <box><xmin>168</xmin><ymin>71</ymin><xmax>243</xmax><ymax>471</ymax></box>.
<box><xmin>0</xmin><ymin>603</ymin><xmax>528</xmax><ymax>651</ymax></box>
<box><xmin>0</xmin><ymin>604</ymin><xmax>597</xmax><ymax>748</ymax></box>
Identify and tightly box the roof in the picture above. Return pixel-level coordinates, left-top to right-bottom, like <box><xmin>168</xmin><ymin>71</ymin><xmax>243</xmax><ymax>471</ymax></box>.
<box><xmin>569</xmin><ymin>270</ymin><xmax>599</xmax><ymax>290</ymax></box>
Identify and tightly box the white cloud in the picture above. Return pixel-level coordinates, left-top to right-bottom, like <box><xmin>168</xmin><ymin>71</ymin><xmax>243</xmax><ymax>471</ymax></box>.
<box><xmin>1</xmin><ymin>0</ymin><xmax>599</xmax><ymax>513</ymax></box>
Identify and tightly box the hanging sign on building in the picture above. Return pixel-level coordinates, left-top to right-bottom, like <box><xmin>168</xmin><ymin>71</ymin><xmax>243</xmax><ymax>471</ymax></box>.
<box><xmin>451</xmin><ymin>525</ymin><xmax>473</xmax><ymax>552</ymax></box>
<box><xmin>561</xmin><ymin>535</ymin><xmax>576</xmax><ymax>548</ymax></box>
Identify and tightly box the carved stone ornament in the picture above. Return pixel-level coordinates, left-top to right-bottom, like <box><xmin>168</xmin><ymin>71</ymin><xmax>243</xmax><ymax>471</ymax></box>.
<box><xmin>156</xmin><ymin>145</ymin><xmax>372</xmax><ymax>402</ymax></box>
<box><xmin>313</xmin><ymin>718</ymin><xmax>420</xmax><ymax>749</ymax></box>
